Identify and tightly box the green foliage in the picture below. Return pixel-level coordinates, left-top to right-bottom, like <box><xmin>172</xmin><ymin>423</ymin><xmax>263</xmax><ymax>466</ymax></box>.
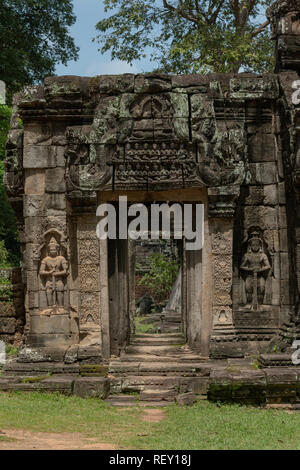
<box><xmin>0</xmin><ymin>105</ymin><xmax>10</xmax><ymax>152</ymax></box>
<box><xmin>5</xmin><ymin>345</ymin><xmax>19</xmax><ymax>357</ymax></box>
<box><xmin>0</xmin><ymin>105</ymin><xmax>19</xmax><ymax>266</ymax></box>
<box><xmin>0</xmin><ymin>270</ymin><xmax>13</xmax><ymax>298</ymax></box>
<box><xmin>0</xmin><ymin>241</ymin><xmax>9</xmax><ymax>267</ymax></box>
<box><xmin>137</xmin><ymin>252</ymin><xmax>179</xmax><ymax>301</ymax></box>
<box><xmin>0</xmin><ymin>0</ymin><xmax>79</xmax><ymax>99</ymax></box>
<box><xmin>96</xmin><ymin>0</ymin><xmax>274</xmax><ymax>73</ymax></box>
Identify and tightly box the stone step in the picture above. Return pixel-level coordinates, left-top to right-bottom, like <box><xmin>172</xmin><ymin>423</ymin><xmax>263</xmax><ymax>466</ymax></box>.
<box><xmin>120</xmin><ymin>375</ymin><xmax>210</xmax><ymax>395</ymax></box>
<box><xmin>134</xmin><ymin>333</ymin><xmax>184</xmax><ymax>339</ymax></box>
<box><xmin>147</xmin><ymin>314</ymin><xmax>182</xmax><ymax>323</ymax></box>
<box><xmin>140</xmin><ymin>388</ymin><xmax>177</xmax><ymax>402</ymax></box>
<box><xmin>125</xmin><ymin>344</ymin><xmax>183</xmax><ymax>355</ymax></box>
<box><xmin>120</xmin><ymin>353</ymin><xmax>204</xmax><ymax>363</ymax></box>
<box><xmin>132</xmin><ymin>336</ymin><xmax>185</xmax><ymax>346</ymax></box>
<box><xmin>106</xmin><ymin>395</ymin><xmax>139</xmax><ymax>407</ymax></box>
<box><xmin>106</xmin><ymin>394</ymin><xmax>172</xmax><ymax>407</ymax></box>
<box><xmin>3</xmin><ymin>361</ymin><xmax>80</xmax><ymax>376</ymax></box>
<box><xmin>162</xmin><ymin>328</ymin><xmax>182</xmax><ymax>334</ymax></box>
<box><xmin>138</xmin><ymin>401</ymin><xmax>171</xmax><ymax>407</ymax></box>
<box><xmin>122</xmin><ymin>375</ymin><xmax>180</xmax><ymax>392</ymax></box>
<box><xmin>109</xmin><ymin>361</ymin><xmax>213</xmax><ymax>376</ymax></box>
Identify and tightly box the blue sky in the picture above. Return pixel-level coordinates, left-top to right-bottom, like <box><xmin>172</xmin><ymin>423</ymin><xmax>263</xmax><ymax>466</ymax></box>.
<box><xmin>55</xmin><ymin>0</ymin><xmax>152</xmax><ymax>77</ymax></box>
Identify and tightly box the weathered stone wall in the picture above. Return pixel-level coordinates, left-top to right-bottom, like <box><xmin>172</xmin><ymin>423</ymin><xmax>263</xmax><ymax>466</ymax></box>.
<box><xmin>0</xmin><ymin>268</ymin><xmax>25</xmax><ymax>345</ymax></box>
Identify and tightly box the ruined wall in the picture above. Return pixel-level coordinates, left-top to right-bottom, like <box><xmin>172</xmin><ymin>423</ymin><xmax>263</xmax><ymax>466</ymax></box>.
<box><xmin>3</xmin><ymin>0</ymin><xmax>300</xmax><ymax>360</ymax></box>
<box><xmin>0</xmin><ymin>268</ymin><xmax>25</xmax><ymax>345</ymax></box>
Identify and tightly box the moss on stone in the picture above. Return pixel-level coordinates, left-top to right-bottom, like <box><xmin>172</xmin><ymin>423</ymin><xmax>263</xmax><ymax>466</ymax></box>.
<box><xmin>79</xmin><ymin>365</ymin><xmax>108</xmax><ymax>377</ymax></box>
<box><xmin>23</xmin><ymin>375</ymin><xmax>50</xmax><ymax>384</ymax></box>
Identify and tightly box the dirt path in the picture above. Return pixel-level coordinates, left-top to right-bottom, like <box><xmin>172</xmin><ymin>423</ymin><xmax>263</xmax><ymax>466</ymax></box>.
<box><xmin>0</xmin><ymin>429</ymin><xmax>117</xmax><ymax>450</ymax></box>
<box><xmin>142</xmin><ymin>408</ymin><xmax>166</xmax><ymax>423</ymax></box>
<box><xmin>0</xmin><ymin>407</ymin><xmax>166</xmax><ymax>449</ymax></box>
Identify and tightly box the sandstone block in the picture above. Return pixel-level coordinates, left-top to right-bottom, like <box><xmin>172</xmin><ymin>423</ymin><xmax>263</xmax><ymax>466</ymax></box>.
<box><xmin>73</xmin><ymin>377</ymin><xmax>110</xmax><ymax>399</ymax></box>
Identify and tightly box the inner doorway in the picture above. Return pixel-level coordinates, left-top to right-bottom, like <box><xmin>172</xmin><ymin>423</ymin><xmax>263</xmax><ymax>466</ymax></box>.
<box><xmin>134</xmin><ymin>239</ymin><xmax>183</xmax><ymax>336</ymax></box>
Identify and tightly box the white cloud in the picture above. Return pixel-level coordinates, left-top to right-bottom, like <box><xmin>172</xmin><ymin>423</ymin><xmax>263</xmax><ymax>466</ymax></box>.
<box><xmin>86</xmin><ymin>60</ymin><xmax>139</xmax><ymax>76</ymax></box>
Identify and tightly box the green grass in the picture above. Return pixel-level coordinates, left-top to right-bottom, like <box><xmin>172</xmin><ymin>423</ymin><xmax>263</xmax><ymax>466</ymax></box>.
<box><xmin>153</xmin><ymin>401</ymin><xmax>300</xmax><ymax>450</ymax></box>
<box><xmin>0</xmin><ymin>393</ymin><xmax>299</xmax><ymax>449</ymax></box>
<box><xmin>0</xmin><ymin>392</ymin><xmax>154</xmax><ymax>449</ymax></box>
<box><xmin>134</xmin><ymin>315</ymin><xmax>157</xmax><ymax>334</ymax></box>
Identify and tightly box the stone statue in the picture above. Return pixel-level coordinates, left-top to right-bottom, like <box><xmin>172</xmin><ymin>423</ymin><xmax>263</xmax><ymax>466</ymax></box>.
<box><xmin>39</xmin><ymin>237</ymin><xmax>68</xmax><ymax>313</ymax></box>
<box><xmin>240</xmin><ymin>231</ymin><xmax>271</xmax><ymax>310</ymax></box>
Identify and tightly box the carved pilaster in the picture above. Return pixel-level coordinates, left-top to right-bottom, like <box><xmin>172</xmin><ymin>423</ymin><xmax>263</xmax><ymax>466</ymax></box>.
<box><xmin>77</xmin><ymin>221</ymin><xmax>101</xmax><ymax>326</ymax></box>
<box><xmin>208</xmin><ymin>188</ymin><xmax>240</xmax><ymax>357</ymax></box>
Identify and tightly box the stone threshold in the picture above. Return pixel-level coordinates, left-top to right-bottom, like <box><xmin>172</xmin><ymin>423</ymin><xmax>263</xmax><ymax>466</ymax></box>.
<box><xmin>0</xmin><ymin>360</ymin><xmax>300</xmax><ymax>408</ymax></box>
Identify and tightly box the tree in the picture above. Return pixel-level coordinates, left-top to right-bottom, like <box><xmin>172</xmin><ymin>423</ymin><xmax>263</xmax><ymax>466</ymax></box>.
<box><xmin>0</xmin><ymin>0</ymin><xmax>79</xmax><ymax>98</ymax></box>
<box><xmin>137</xmin><ymin>252</ymin><xmax>179</xmax><ymax>302</ymax></box>
<box><xmin>0</xmin><ymin>105</ymin><xmax>19</xmax><ymax>266</ymax></box>
<box><xmin>95</xmin><ymin>0</ymin><xmax>274</xmax><ymax>74</ymax></box>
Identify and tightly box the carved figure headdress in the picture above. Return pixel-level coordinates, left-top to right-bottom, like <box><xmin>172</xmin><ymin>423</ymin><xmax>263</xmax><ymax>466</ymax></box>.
<box><xmin>247</xmin><ymin>229</ymin><xmax>263</xmax><ymax>252</ymax></box>
<box><xmin>48</xmin><ymin>237</ymin><xmax>59</xmax><ymax>253</ymax></box>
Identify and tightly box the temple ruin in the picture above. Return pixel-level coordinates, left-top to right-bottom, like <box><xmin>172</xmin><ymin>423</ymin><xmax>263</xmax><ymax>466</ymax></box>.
<box><xmin>2</xmin><ymin>0</ymin><xmax>300</xmax><ymax>405</ymax></box>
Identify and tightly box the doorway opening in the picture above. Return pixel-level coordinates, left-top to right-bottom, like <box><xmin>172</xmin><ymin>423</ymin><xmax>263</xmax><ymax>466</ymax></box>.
<box><xmin>103</xmin><ymin>189</ymin><xmax>207</xmax><ymax>358</ymax></box>
<box><xmin>134</xmin><ymin>239</ymin><xmax>183</xmax><ymax>336</ymax></box>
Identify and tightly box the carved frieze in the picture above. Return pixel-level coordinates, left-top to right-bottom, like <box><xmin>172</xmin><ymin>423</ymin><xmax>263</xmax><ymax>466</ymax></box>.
<box><xmin>213</xmin><ymin>255</ymin><xmax>233</xmax><ymax>306</ymax></box>
<box><xmin>65</xmin><ymin>128</ymin><xmax>113</xmax><ymax>192</ymax></box>
<box><xmin>196</xmin><ymin>124</ymin><xmax>248</xmax><ymax>187</ymax></box>
<box><xmin>212</xmin><ymin>231</ymin><xmax>232</xmax><ymax>255</ymax></box>
<box><xmin>213</xmin><ymin>306</ymin><xmax>233</xmax><ymax>326</ymax></box>
<box><xmin>79</xmin><ymin>265</ymin><xmax>99</xmax><ymax>292</ymax></box>
<box><xmin>80</xmin><ymin>292</ymin><xmax>101</xmax><ymax>324</ymax></box>
<box><xmin>78</xmin><ymin>239</ymin><xmax>100</xmax><ymax>265</ymax></box>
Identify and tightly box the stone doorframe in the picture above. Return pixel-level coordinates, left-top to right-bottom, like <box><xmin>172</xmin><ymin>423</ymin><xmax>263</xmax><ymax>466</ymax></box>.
<box><xmin>96</xmin><ymin>187</ymin><xmax>237</xmax><ymax>359</ymax></box>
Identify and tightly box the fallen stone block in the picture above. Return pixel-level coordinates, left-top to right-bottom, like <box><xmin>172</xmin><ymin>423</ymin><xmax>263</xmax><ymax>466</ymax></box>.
<box><xmin>176</xmin><ymin>393</ymin><xmax>197</xmax><ymax>406</ymax></box>
<box><xmin>73</xmin><ymin>377</ymin><xmax>110</xmax><ymax>399</ymax></box>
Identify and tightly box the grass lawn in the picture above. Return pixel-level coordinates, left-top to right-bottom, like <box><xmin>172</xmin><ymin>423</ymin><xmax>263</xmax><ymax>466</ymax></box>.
<box><xmin>0</xmin><ymin>392</ymin><xmax>299</xmax><ymax>449</ymax></box>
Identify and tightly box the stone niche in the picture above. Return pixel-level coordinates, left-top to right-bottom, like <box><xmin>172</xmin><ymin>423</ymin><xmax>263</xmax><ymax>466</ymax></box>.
<box><xmin>4</xmin><ymin>0</ymin><xmax>300</xmax><ymax>362</ymax></box>
<box><xmin>27</xmin><ymin>228</ymin><xmax>79</xmax><ymax>349</ymax></box>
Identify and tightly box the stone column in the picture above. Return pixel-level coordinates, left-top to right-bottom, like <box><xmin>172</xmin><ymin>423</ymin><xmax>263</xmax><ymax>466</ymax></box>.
<box><xmin>209</xmin><ymin>186</ymin><xmax>240</xmax><ymax>358</ymax></box>
<box><xmin>100</xmin><ymin>237</ymin><xmax>110</xmax><ymax>360</ymax></box>
<box><xmin>185</xmin><ymin>247</ymin><xmax>203</xmax><ymax>352</ymax></box>
<box><xmin>128</xmin><ymin>239</ymin><xmax>136</xmax><ymax>338</ymax></box>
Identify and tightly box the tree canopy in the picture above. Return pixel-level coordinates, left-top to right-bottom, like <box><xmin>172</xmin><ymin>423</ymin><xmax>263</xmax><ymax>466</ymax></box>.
<box><xmin>0</xmin><ymin>0</ymin><xmax>79</xmax><ymax>265</ymax></box>
<box><xmin>0</xmin><ymin>105</ymin><xmax>19</xmax><ymax>266</ymax></box>
<box><xmin>0</xmin><ymin>0</ymin><xmax>79</xmax><ymax>97</ymax></box>
<box><xmin>96</xmin><ymin>0</ymin><xmax>274</xmax><ymax>74</ymax></box>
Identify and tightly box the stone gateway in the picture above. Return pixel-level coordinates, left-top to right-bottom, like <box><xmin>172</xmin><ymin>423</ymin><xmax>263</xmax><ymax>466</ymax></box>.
<box><xmin>4</xmin><ymin>0</ymin><xmax>300</xmax><ymax>374</ymax></box>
